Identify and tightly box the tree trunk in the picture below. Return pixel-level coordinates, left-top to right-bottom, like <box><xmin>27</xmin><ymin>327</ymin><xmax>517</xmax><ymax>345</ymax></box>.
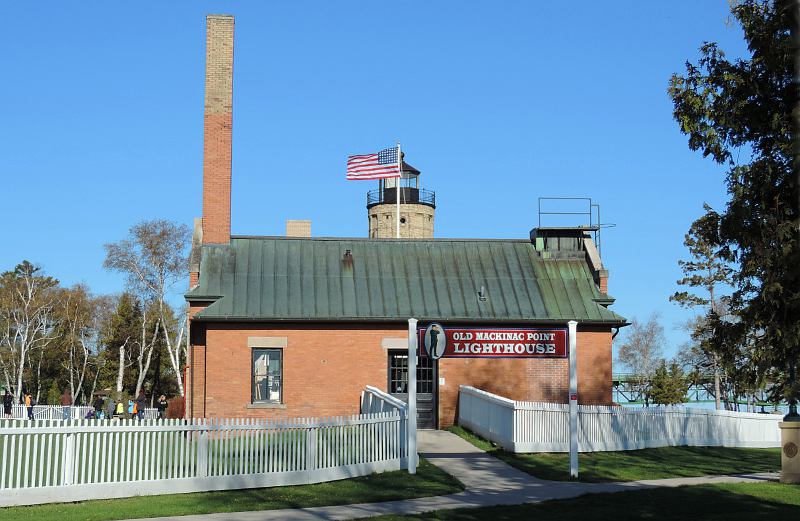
<box><xmin>713</xmin><ymin>354</ymin><xmax>721</xmax><ymax>411</ymax></box>
<box><xmin>152</xmin><ymin>343</ymin><xmax>162</xmax><ymax>406</ymax></box>
<box><xmin>34</xmin><ymin>350</ymin><xmax>44</xmax><ymax>404</ymax></box>
<box><xmin>88</xmin><ymin>364</ymin><xmax>100</xmax><ymax>403</ymax></box>
<box><xmin>134</xmin><ymin>314</ymin><xmax>159</xmax><ymax>398</ymax></box>
<box><xmin>159</xmin><ymin>305</ymin><xmax>186</xmax><ymax>397</ymax></box>
<box><xmin>116</xmin><ymin>337</ymin><xmax>129</xmax><ymax>396</ymax></box>
<box><xmin>16</xmin><ymin>346</ymin><xmax>26</xmax><ymax>402</ymax></box>
<box><xmin>116</xmin><ymin>344</ymin><xmax>125</xmax><ymax>395</ymax></box>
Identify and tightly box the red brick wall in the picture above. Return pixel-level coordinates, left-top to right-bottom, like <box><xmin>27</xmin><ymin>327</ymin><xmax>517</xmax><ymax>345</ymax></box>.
<box><xmin>576</xmin><ymin>328</ymin><xmax>613</xmax><ymax>406</ymax></box>
<box><xmin>186</xmin><ymin>303</ymin><xmax>209</xmax><ymax>418</ymax></box>
<box><xmin>436</xmin><ymin>328</ymin><xmax>612</xmax><ymax>427</ymax></box>
<box><xmin>188</xmin><ymin>322</ymin><xmax>613</xmax><ymax>425</ymax></box>
<box><xmin>192</xmin><ymin>323</ymin><xmax>406</xmax><ymax>419</ymax></box>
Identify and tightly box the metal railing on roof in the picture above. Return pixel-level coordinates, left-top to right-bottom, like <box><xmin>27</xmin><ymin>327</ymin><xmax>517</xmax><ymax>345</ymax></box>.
<box><xmin>367</xmin><ymin>188</ymin><xmax>436</xmax><ymax>208</ymax></box>
<box><xmin>537</xmin><ymin>197</ymin><xmax>615</xmax><ymax>256</ymax></box>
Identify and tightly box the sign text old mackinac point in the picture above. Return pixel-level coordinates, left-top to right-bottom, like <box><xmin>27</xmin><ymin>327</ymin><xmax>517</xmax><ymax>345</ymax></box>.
<box><xmin>419</xmin><ymin>325</ymin><xmax>568</xmax><ymax>359</ymax></box>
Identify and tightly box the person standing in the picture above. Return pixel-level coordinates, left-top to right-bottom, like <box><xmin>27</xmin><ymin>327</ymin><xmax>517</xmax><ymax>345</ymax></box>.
<box><xmin>106</xmin><ymin>396</ymin><xmax>116</xmax><ymax>420</ymax></box>
<box><xmin>136</xmin><ymin>393</ymin><xmax>146</xmax><ymax>420</ymax></box>
<box><xmin>60</xmin><ymin>390</ymin><xmax>72</xmax><ymax>420</ymax></box>
<box><xmin>115</xmin><ymin>399</ymin><xmax>124</xmax><ymax>419</ymax></box>
<box><xmin>3</xmin><ymin>389</ymin><xmax>13</xmax><ymax>418</ymax></box>
<box><xmin>24</xmin><ymin>392</ymin><xmax>34</xmax><ymax>420</ymax></box>
<box><xmin>156</xmin><ymin>395</ymin><xmax>168</xmax><ymax>420</ymax></box>
<box><xmin>93</xmin><ymin>395</ymin><xmax>104</xmax><ymax>419</ymax></box>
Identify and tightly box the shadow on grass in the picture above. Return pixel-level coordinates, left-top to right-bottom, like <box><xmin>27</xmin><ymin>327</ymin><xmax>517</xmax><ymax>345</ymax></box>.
<box><xmin>446</xmin><ymin>425</ymin><xmax>780</xmax><ymax>482</ymax></box>
<box><xmin>366</xmin><ymin>482</ymin><xmax>800</xmax><ymax>521</ymax></box>
<box><xmin>0</xmin><ymin>458</ymin><xmax>464</xmax><ymax>521</ymax></box>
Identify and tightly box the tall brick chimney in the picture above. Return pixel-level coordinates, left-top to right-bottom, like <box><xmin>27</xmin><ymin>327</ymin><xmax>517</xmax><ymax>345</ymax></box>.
<box><xmin>202</xmin><ymin>15</ymin><xmax>234</xmax><ymax>244</ymax></box>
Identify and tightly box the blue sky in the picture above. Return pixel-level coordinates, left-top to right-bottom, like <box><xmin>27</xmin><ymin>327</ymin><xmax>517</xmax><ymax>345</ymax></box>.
<box><xmin>0</xmin><ymin>2</ymin><xmax>747</xmax><ymax>359</ymax></box>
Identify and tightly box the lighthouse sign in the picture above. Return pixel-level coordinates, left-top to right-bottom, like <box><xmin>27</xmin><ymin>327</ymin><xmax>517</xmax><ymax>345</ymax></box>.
<box><xmin>418</xmin><ymin>326</ymin><xmax>568</xmax><ymax>359</ymax></box>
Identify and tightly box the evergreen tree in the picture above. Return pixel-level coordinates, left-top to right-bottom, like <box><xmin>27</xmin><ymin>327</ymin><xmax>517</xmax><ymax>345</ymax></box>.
<box><xmin>45</xmin><ymin>380</ymin><xmax>60</xmax><ymax>405</ymax></box>
<box><xmin>98</xmin><ymin>293</ymin><xmax>141</xmax><ymax>398</ymax></box>
<box><xmin>649</xmin><ymin>361</ymin><xmax>689</xmax><ymax>406</ymax></box>
<box><xmin>669</xmin><ymin>0</ymin><xmax>800</xmax><ymax>418</ymax></box>
<box><xmin>670</xmin><ymin>212</ymin><xmax>733</xmax><ymax>410</ymax></box>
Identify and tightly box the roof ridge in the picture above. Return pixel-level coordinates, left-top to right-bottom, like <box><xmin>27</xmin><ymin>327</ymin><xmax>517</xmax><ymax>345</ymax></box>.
<box><xmin>229</xmin><ymin>235</ymin><xmax>533</xmax><ymax>243</ymax></box>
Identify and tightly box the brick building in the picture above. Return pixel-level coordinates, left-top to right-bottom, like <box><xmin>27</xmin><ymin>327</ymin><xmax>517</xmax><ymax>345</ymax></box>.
<box><xmin>185</xmin><ymin>15</ymin><xmax>627</xmax><ymax>428</ymax></box>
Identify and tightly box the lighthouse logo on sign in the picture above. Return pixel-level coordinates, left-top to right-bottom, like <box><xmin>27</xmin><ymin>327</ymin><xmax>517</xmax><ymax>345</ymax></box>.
<box><xmin>424</xmin><ymin>323</ymin><xmax>447</xmax><ymax>359</ymax></box>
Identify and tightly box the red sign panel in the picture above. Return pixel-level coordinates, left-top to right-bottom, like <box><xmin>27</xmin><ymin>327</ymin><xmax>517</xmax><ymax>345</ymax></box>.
<box><xmin>418</xmin><ymin>326</ymin><xmax>568</xmax><ymax>359</ymax></box>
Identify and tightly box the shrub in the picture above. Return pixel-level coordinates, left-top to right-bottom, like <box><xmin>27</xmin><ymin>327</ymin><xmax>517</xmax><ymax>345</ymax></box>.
<box><xmin>166</xmin><ymin>396</ymin><xmax>185</xmax><ymax>419</ymax></box>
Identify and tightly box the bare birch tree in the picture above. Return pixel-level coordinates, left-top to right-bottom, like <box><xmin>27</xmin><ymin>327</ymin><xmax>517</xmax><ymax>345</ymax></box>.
<box><xmin>617</xmin><ymin>313</ymin><xmax>666</xmax><ymax>406</ymax></box>
<box><xmin>56</xmin><ymin>286</ymin><xmax>114</xmax><ymax>405</ymax></box>
<box><xmin>58</xmin><ymin>285</ymin><xmax>92</xmax><ymax>404</ymax></box>
<box><xmin>0</xmin><ymin>261</ymin><xmax>58</xmax><ymax>399</ymax></box>
<box><xmin>133</xmin><ymin>305</ymin><xmax>161</xmax><ymax>398</ymax></box>
<box><xmin>104</xmin><ymin>220</ymin><xmax>190</xmax><ymax>398</ymax></box>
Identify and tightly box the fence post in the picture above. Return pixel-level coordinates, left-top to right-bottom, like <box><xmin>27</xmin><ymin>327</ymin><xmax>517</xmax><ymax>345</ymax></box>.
<box><xmin>511</xmin><ymin>401</ymin><xmax>518</xmax><ymax>451</ymax></box>
<box><xmin>197</xmin><ymin>422</ymin><xmax>209</xmax><ymax>478</ymax></box>
<box><xmin>306</xmin><ymin>425</ymin><xmax>317</xmax><ymax>471</ymax></box>
<box><xmin>568</xmin><ymin>320</ymin><xmax>579</xmax><ymax>478</ymax></box>
<box><xmin>407</xmin><ymin>318</ymin><xmax>418</xmax><ymax>475</ymax></box>
<box><xmin>62</xmin><ymin>431</ymin><xmax>75</xmax><ymax>486</ymax></box>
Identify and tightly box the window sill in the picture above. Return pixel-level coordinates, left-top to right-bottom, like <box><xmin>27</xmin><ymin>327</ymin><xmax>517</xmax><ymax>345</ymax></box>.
<box><xmin>246</xmin><ymin>402</ymin><xmax>286</xmax><ymax>409</ymax></box>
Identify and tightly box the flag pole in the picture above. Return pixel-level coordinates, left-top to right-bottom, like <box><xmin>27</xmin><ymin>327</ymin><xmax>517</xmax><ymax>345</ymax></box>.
<box><xmin>396</xmin><ymin>142</ymin><xmax>401</xmax><ymax>239</ymax></box>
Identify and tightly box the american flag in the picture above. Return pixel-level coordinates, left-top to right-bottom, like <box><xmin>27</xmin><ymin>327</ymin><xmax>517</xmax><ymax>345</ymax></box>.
<box><xmin>346</xmin><ymin>147</ymin><xmax>401</xmax><ymax>180</ymax></box>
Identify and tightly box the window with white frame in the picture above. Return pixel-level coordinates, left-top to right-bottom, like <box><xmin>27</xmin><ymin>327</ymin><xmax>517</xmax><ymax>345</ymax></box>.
<box><xmin>252</xmin><ymin>349</ymin><xmax>282</xmax><ymax>403</ymax></box>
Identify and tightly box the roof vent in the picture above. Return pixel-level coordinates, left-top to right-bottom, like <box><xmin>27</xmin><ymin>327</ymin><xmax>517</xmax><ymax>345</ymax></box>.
<box><xmin>477</xmin><ymin>286</ymin><xmax>487</xmax><ymax>302</ymax></box>
<box><xmin>341</xmin><ymin>249</ymin><xmax>353</xmax><ymax>269</ymax></box>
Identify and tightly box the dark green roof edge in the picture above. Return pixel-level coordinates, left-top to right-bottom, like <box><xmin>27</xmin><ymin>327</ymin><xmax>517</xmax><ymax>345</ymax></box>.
<box><xmin>190</xmin><ymin>314</ymin><xmax>629</xmax><ymax>326</ymax></box>
<box><xmin>230</xmin><ymin>235</ymin><xmax>535</xmax><ymax>243</ymax></box>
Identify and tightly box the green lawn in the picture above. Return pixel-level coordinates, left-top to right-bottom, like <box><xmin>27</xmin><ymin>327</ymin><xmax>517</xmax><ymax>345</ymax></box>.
<box><xmin>364</xmin><ymin>482</ymin><xmax>800</xmax><ymax>520</ymax></box>
<box><xmin>448</xmin><ymin>425</ymin><xmax>781</xmax><ymax>482</ymax></box>
<box><xmin>0</xmin><ymin>457</ymin><xmax>463</xmax><ymax>521</ymax></box>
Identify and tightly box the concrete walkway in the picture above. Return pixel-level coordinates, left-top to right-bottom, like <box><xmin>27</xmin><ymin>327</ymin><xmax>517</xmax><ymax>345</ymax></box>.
<box><xmin>136</xmin><ymin>430</ymin><xmax>778</xmax><ymax>521</ymax></box>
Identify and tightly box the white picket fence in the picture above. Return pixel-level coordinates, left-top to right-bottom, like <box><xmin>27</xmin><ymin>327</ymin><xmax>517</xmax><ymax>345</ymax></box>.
<box><xmin>361</xmin><ymin>385</ymin><xmax>408</xmax><ymax>415</ymax></box>
<box><xmin>8</xmin><ymin>404</ymin><xmax>158</xmax><ymax>420</ymax></box>
<box><xmin>0</xmin><ymin>410</ymin><xmax>407</xmax><ymax>507</ymax></box>
<box><xmin>458</xmin><ymin>385</ymin><xmax>783</xmax><ymax>453</ymax></box>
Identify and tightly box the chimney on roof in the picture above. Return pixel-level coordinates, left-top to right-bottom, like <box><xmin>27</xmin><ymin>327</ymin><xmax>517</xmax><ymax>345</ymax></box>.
<box><xmin>286</xmin><ymin>220</ymin><xmax>311</xmax><ymax>238</ymax></box>
<box><xmin>201</xmin><ymin>15</ymin><xmax>234</xmax><ymax>244</ymax></box>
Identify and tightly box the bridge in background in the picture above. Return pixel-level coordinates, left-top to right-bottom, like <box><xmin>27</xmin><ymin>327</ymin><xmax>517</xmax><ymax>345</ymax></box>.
<box><xmin>611</xmin><ymin>373</ymin><xmax>783</xmax><ymax>411</ymax></box>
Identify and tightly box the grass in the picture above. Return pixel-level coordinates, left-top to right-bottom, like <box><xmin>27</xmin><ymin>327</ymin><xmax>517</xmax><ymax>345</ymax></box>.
<box><xmin>447</xmin><ymin>425</ymin><xmax>781</xmax><ymax>482</ymax></box>
<box><xmin>363</xmin><ymin>481</ymin><xmax>800</xmax><ymax>520</ymax></box>
<box><xmin>0</xmin><ymin>457</ymin><xmax>463</xmax><ymax>521</ymax></box>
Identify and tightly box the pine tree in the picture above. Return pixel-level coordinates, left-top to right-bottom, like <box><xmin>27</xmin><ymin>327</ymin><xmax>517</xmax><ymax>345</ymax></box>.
<box><xmin>670</xmin><ymin>211</ymin><xmax>732</xmax><ymax>410</ymax></box>
<box><xmin>649</xmin><ymin>361</ymin><xmax>689</xmax><ymax>406</ymax></box>
<box><xmin>669</xmin><ymin>0</ymin><xmax>800</xmax><ymax>418</ymax></box>
<box><xmin>98</xmin><ymin>293</ymin><xmax>141</xmax><ymax>398</ymax></box>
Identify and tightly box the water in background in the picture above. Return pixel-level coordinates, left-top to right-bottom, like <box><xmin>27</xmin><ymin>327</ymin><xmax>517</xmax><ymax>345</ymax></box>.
<box><xmin>620</xmin><ymin>400</ymin><xmax>789</xmax><ymax>415</ymax></box>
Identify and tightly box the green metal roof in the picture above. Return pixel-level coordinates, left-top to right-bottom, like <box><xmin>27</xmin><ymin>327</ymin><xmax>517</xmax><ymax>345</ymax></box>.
<box><xmin>187</xmin><ymin>236</ymin><xmax>627</xmax><ymax>325</ymax></box>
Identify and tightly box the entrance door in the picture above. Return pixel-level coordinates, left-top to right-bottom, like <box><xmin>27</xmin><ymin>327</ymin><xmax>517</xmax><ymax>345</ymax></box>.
<box><xmin>388</xmin><ymin>350</ymin><xmax>436</xmax><ymax>429</ymax></box>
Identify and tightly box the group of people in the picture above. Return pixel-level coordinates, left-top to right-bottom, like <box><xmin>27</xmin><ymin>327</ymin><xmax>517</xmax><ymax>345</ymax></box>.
<box><xmin>88</xmin><ymin>393</ymin><xmax>170</xmax><ymax>420</ymax></box>
<box><xmin>2</xmin><ymin>389</ymin><xmax>37</xmax><ymax>420</ymax></box>
<box><xmin>2</xmin><ymin>388</ymin><xmax>170</xmax><ymax>421</ymax></box>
